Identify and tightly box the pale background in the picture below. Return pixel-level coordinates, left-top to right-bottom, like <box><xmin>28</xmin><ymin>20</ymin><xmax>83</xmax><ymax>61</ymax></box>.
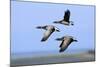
<box><xmin>0</xmin><ymin>0</ymin><xmax>99</xmax><ymax>67</ymax></box>
<box><xmin>11</xmin><ymin>1</ymin><xmax>95</xmax><ymax>54</ymax></box>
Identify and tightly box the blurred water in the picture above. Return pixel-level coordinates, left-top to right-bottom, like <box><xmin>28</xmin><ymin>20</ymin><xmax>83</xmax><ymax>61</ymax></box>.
<box><xmin>11</xmin><ymin>50</ymin><xmax>95</xmax><ymax>66</ymax></box>
<box><xmin>11</xmin><ymin>49</ymin><xmax>94</xmax><ymax>59</ymax></box>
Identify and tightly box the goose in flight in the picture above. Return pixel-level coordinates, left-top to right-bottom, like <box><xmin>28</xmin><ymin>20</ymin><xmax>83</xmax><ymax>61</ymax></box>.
<box><xmin>36</xmin><ymin>25</ymin><xmax>60</xmax><ymax>42</ymax></box>
<box><xmin>53</xmin><ymin>9</ymin><xmax>74</xmax><ymax>25</ymax></box>
<box><xmin>55</xmin><ymin>35</ymin><xmax>77</xmax><ymax>52</ymax></box>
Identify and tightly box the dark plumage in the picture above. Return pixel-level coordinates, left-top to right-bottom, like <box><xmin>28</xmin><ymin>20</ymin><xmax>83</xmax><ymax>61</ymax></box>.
<box><xmin>56</xmin><ymin>36</ymin><xmax>77</xmax><ymax>52</ymax></box>
<box><xmin>53</xmin><ymin>9</ymin><xmax>74</xmax><ymax>25</ymax></box>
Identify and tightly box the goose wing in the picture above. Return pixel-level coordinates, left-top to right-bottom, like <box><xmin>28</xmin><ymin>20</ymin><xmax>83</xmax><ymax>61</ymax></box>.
<box><xmin>59</xmin><ymin>40</ymin><xmax>64</xmax><ymax>47</ymax></box>
<box><xmin>59</xmin><ymin>38</ymin><xmax>72</xmax><ymax>52</ymax></box>
<box><xmin>63</xmin><ymin>10</ymin><xmax>70</xmax><ymax>22</ymax></box>
<box><xmin>41</xmin><ymin>29</ymin><xmax>54</xmax><ymax>42</ymax></box>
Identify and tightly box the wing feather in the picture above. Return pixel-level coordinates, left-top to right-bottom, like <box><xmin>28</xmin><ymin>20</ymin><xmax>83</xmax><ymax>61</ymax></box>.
<box><xmin>63</xmin><ymin>10</ymin><xmax>70</xmax><ymax>22</ymax></box>
<box><xmin>41</xmin><ymin>29</ymin><xmax>54</xmax><ymax>42</ymax></box>
<box><xmin>59</xmin><ymin>38</ymin><xmax>72</xmax><ymax>52</ymax></box>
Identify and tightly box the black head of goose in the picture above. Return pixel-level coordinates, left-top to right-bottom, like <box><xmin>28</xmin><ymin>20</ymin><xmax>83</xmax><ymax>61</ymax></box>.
<box><xmin>55</xmin><ymin>35</ymin><xmax>77</xmax><ymax>52</ymax></box>
<box><xmin>36</xmin><ymin>25</ymin><xmax>60</xmax><ymax>42</ymax></box>
<box><xmin>53</xmin><ymin>9</ymin><xmax>74</xmax><ymax>26</ymax></box>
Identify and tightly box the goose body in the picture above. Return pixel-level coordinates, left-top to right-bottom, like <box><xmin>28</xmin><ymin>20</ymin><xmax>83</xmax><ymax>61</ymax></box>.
<box><xmin>53</xmin><ymin>9</ymin><xmax>74</xmax><ymax>25</ymax></box>
<box><xmin>56</xmin><ymin>36</ymin><xmax>77</xmax><ymax>52</ymax></box>
<box><xmin>36</xmin><ymin>25</ymin><xmax>60</xmax><ymax>42</ymax></box>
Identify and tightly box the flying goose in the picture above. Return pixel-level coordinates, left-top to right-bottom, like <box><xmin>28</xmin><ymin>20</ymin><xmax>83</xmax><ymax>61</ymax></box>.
<box><xmin>53</xmin><ymin>9</ymin><xmax>74</xmax><ymax>25</ymax></box>
<box><xmin>36</xmin><ymin>25</ymin><xmax>60</xmax><ymax>42</ymax></box>
<box><xmin>55</xmin><ymin>35</ymin><xmax>77</xmax><ymax>52</ymax></box>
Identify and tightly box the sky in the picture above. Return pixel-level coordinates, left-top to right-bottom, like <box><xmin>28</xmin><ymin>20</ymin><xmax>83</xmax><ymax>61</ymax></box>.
<box><xmin>11</xmin><ymin>1</ymin><xmax>95</xmax><ymax>54</ymax></box>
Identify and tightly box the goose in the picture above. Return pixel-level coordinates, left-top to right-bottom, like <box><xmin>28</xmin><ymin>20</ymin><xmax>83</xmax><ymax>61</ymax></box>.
<box><xmin>36</xmin><ymin>25</ymin><xmax>60</xmax><ymax>42</ymax></box>
<box><xmin>53</xmin><ymin>9</ymin><xmax>74</xmax><ymax>25</ymax></box>
<box><xmin>55</xmin><ymin>35</ymin><xmax>77</xmax><ymax>52</ymax></box>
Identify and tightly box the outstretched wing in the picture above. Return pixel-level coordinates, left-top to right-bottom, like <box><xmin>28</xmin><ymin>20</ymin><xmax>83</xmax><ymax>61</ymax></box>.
<box><xmin>41</xmin><ymin>29</ymin><xmax>54</xmax><ymax>42</ymax></box>
<box><xmin>59</xmin><ymin>38</ymin><xmax>72</xmax><ymax>52</ymax></box>
<box><xmin>59</xmin><ymin>40</ymin><xmax>64</xmax><ymax>47</ymax></box>
<box><xmin>63</xmin><ymin>10</ymin><xmax>70</xmax><ymax>22</ymax></box>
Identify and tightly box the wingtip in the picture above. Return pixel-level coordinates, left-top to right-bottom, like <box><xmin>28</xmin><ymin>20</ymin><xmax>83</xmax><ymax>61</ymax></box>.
<box><xmin>55</xmin><ymin>37</ymin><xmax>63</xmax><ymax>41</ymax></box>
<box><xmin>55</xmin><ymin>38</ymin><xmax>61</xmax><ymax>41</ymax></box>
<box><xmin>59</xmin><ymin>49</ymin><xmax>64</xmax><ymax>53</ymax></box>
<box><xmin>41</xmin><ymin>38</ymin><xmax>46</xmax><ymax>42</ymax></box>
<box><xmin>53</xmin><ymin>21</ymin><xmax>59</xmax><ymax>23</ymax></box>
<box><xmin>41</xmin><ymin>39</ymin><xmax>45</xmax><ymax>42</ymax></box>
<box><xmin>36</xmin><ymin>26</ymin><xmax>41</xmax><ymax>29</ymax></box>
<box><xmin>55</xmin><ymin>38</ymin><xmax>58</xmax><ymax>41</ymax></box>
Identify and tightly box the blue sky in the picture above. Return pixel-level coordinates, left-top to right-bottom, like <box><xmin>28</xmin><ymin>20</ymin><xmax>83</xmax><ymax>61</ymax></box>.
<box><xmin>11</xmin><ymin>1</ymin><xmax>95</xmax><ymax>54</ymax></box>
